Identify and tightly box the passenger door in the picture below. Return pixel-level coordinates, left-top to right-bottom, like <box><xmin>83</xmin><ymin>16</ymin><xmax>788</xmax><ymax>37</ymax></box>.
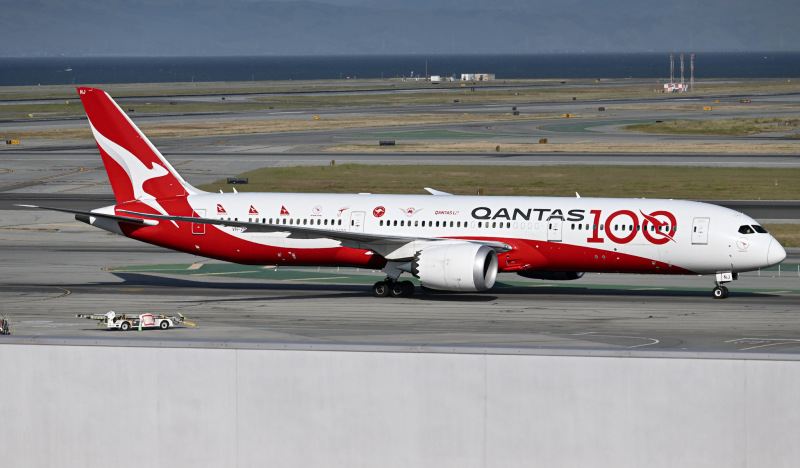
<box><xmin>547</xmin><ymin>219</ymin><xmax>562</xmax><ymax>242</ymax></box>
<box><xmin>691</xmin><ymin>217</ymin><xmax>710</xmax><ymax>244</ymax></box>
<box><xmin>349</xmin><ymin>211</ymin><xmax>365</xmax><ymax>233</ymax></box>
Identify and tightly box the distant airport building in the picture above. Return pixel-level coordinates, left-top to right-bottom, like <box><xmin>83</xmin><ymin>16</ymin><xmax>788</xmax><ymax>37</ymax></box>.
<box><xmin>460</xmin><ymin>73</ymin><xmax>495</xmax><ymax>81</ymax></box>
<box><xmin>663</xmin><ymin>83</ymin><xmax>688</xmax><ymax>93</ymax></box>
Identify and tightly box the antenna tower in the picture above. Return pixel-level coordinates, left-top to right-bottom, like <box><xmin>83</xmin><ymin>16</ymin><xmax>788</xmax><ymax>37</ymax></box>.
<box><xmin>669</xmin><ymin>54</ymin><xmax>675</xmax><ymax>83</ymax></box>
<box><xmin>690</xmin><ymin>54</ymin><xmax>695</xmax><ymax>92</ymax></box>
<box><xmin>680</xmin><ymin>53</ymin><xmax>685</xmax><ymax>86</ymax></box>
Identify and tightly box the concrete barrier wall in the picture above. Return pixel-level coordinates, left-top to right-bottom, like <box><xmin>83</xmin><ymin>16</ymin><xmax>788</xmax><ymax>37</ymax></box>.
<box><xmin>1</xmin><ymin>341</ymin><xmax>799</xmax><ymax>468</ymax></box>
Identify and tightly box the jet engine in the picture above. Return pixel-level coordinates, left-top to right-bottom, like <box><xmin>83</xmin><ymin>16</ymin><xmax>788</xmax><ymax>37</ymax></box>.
<box><xmin>411</xmin><ymin>243</ymin><xmax>498</xmax><ymax>291</ymax></box>
<box><xmin>517</xmin><ymin>271</ymin><xmax>585</xmax><ymax>281</ymax></box>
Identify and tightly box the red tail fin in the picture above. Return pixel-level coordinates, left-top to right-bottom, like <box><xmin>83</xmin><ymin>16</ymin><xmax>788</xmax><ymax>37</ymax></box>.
<box><xmin>78</xmin><ymin>87</ymin><xmax>195</xmax><ymax>202</ymax></box>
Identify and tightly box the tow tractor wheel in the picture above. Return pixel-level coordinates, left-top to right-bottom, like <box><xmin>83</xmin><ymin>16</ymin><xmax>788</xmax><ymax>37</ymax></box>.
<box><xmin>159</xmin><ymin>320</ymin><xmax>170</xmax><ymax>330</ymax></box>
<box><xmin>120</xmin><ymin>321</ymin><xmax>131</xmax><ymax>331</ymax></box>
<box><xmin>373</xmin><ymin>281</ymin><xmax>390</xmax><ymax>297</ymax></box>
<box><xmin>713</xmin><ymin>286</ymin><xmax>729</xmax><ymax>299</ymax></box>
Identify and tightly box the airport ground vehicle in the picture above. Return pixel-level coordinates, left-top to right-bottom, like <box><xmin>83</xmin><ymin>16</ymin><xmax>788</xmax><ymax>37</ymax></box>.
<box><xmin>77</xmin><ymin>311</ymin><xmax>193</xmax><ymax>331</ymax></box>
<box><xmin>0</xmin><ymin>315</ymin><xmax>11</xmax><ymax>335</ymax></box>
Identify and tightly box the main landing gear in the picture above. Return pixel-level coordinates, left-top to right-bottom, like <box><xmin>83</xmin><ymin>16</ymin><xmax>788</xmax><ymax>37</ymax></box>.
<box><xmin>372</xmin><ymin>262</ymin><xmax>416</xmax><ymax>298</ymax></box>
<box><xmin>712</xmin><ymin>271</ymin><xmax>737</xmax><ymax>299</ymax></box>
<box><xmin>373</xmin><ymin>279</ymin><xmax>415</xmax><ymax>298</ymax></box>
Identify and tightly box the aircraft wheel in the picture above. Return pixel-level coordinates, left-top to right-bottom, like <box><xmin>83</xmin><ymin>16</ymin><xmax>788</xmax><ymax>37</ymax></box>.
<box><xmin>373</xmin><ymin>281</ymin><xmax>390</xmax><ymax>298</ymax></box>
<box><xmin>389</xmin><ymin>282</ymin><xmax>406</xmax><ymax>298</ymax></box>
<box><xmin>713</xmin><ymin>286</ymin><xmax>726</xmax><ymax>299</ymax></box>
<box><xmin>721</xmin><ymin>286</ymin><xmax>729</xmax><ymax>298</ymax></box>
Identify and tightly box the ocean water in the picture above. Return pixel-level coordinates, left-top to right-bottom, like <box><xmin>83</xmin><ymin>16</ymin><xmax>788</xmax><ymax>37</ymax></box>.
<box><xmin>1</xmin><ymin>53</ymin><xmax>798</xmax><ymax>86</ymax></box>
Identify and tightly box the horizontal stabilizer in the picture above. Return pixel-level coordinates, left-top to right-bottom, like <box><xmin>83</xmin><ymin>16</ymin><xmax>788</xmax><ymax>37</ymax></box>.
<box><xmin>16</xmin><ymin>204</ymin><xmax>153</xmax><ymax>225</ymax></box>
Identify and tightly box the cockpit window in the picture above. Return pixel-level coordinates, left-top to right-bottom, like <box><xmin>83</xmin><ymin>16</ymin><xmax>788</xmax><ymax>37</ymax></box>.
<box><xmin>738</xmin><ymin>225</ymin><xmax>768</xmax><ymax>234</ymax></box>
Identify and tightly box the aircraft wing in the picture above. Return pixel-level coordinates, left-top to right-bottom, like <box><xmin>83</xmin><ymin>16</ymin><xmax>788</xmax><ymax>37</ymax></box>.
<box><xmin>119</xmin><ymin>210</ymin><xmax>512</xmax><ymax>255</ymax></box>
<box><xmin>16</xmin><ymin>204</ymin><xmax>153</xmax><ymax>225</ymax></box>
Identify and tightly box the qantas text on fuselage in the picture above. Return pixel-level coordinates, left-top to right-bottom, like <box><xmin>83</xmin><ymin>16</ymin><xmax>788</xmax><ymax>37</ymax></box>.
<box><xmin>21</xmin><ymin>87</ymin><xmax>787</xmax><ymax>299</ymax></box>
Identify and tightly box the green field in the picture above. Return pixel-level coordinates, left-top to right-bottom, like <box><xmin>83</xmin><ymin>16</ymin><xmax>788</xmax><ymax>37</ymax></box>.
<box><xmin>625</xmin><ymin>117</ymin><xmax>800</xmax><ymax>137</ymax></box>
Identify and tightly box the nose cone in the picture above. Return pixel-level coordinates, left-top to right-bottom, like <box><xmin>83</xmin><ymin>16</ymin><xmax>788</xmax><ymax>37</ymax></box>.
<box><xmin>767</xmin><ymin>238</ymin><xmax>787</xmax><ymax>267</ymax></box>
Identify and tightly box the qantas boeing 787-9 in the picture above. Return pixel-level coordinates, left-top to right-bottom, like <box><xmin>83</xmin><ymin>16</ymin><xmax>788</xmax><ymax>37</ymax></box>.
<box><xmin>22</xmin><ymin>88</ymin><xmax>787</xmax><ymax>299</ymax></box>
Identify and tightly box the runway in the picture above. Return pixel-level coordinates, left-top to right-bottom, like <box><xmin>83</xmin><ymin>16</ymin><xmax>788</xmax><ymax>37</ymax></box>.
<box><xmin>1</xmin><ymin>89</ymin><xmax>798</xmax><ymax>353</ymax></box>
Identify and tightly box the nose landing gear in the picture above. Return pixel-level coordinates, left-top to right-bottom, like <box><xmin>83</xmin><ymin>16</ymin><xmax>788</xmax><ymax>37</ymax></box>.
<box><xmin>712</xmin><ymin>271</ymin><xmax>736</xmax><ymax>299</ymax></box>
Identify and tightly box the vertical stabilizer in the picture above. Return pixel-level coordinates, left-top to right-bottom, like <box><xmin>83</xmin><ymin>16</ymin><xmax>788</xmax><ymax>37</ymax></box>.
<box><xmin>77</xmin><ymin>87</ymin><xmax>198</xmax><ymax>202</ymax></box>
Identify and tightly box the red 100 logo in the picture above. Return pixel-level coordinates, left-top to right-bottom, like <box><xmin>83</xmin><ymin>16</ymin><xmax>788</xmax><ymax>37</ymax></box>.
<box><xmin>587</xmin><ymin>210</ymin><xmax>677</xmax><ymax>245</ymax></box>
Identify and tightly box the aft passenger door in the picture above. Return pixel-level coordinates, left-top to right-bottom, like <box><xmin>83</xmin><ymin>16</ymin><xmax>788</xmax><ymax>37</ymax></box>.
<box><xmin>349</xmin><ymin>211</ymin><xmax>365</xmax><ymax>233</ymax></box>
<box><xmin>691</xmin><ymin>217</ymin><xmax>710</xmax><ymax>244</ymax></box>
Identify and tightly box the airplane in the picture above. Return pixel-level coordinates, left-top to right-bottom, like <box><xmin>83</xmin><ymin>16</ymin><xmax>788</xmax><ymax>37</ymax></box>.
<box><xmin>21</xmin><ymin>87</ymin><xmax>787</xmax><ymax>299</ymax></box>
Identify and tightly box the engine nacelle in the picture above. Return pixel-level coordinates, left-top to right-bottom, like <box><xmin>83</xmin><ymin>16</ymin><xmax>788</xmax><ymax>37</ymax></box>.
<box><xmin>516</xmin><ymin>271</ymin><xmax>585</xmax><ymax>281</ymax></box>
<box><xmin>412</xmin><ymin>243</ymin><xmax>498</xmax><ymax>291</ymax></box>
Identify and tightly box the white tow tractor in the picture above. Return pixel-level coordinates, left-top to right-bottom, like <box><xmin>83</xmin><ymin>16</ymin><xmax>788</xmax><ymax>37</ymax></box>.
<box><xmin>76</xmin><ymin>311</ymin><xmax>196</xmax><ymax>331</ymax></box>
<box><xmin>0</xmin><ymin>315</ymin><xmax>11</xmax><ymax>335</ymax></box>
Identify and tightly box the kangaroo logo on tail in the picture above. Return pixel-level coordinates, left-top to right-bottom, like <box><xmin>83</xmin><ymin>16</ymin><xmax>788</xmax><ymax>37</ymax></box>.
<box><xmin>77</xmin><ymin>87</ymin><xmax>199</xmax><ymax>204</ymax></box>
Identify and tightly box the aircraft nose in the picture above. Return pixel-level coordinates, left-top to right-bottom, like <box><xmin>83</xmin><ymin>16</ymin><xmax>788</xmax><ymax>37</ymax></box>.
<box><xmin>767</xmin><ymin>238</ymin><xmax>787</xmax><ymax>267</ymax></box>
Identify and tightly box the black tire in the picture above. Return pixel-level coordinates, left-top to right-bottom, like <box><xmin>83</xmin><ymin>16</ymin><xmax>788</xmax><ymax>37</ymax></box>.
<box><xmin>373</xmin><ymin>281</ymin><xmax>389</xmax><ymax>297</ymax></box>
<box><xmin>120</xmin><ymin>321</ymin><xmax>131</xmax><ymax>331</ymax></box>
<box><xmin>159</xmin><ymin>320</ymin><xmax>170</xmax><ymax>330</ymax></box>
<box><xmin>713</xmin><ymin>286</ymin><xmax>725</xmax><ymax>299</ymax></box>
<box><xmin>721</xmin><ymin>286</ymin><xmax>729</xmax><ymax>298</ymax></box>
<box><xmin>401</xmin><ymin>280</ymin><xmax>415</xmax><ymax>297</ymax></box>
<box><xmin>389</xmin><ymin>282</ymin><xmax>406</xmax><ymax>298</ymax></box>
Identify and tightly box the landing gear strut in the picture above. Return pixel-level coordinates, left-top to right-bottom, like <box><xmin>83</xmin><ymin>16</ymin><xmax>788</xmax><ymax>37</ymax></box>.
<box><xmin>373</xmin><ymin>279</ymin><xmax>415</xmax><ymax>298</ymax></box>
<box><xmin>712</xmin><ymin>271</ymin><xmax>736</xmax><ymax>299</ymax></box>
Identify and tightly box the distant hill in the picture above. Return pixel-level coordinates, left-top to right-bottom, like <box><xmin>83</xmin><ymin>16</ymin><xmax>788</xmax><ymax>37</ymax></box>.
<box><xmin>1</xmin><ymin>0</ymin><xmax>797</xmax><ymax>56</ymax></box>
